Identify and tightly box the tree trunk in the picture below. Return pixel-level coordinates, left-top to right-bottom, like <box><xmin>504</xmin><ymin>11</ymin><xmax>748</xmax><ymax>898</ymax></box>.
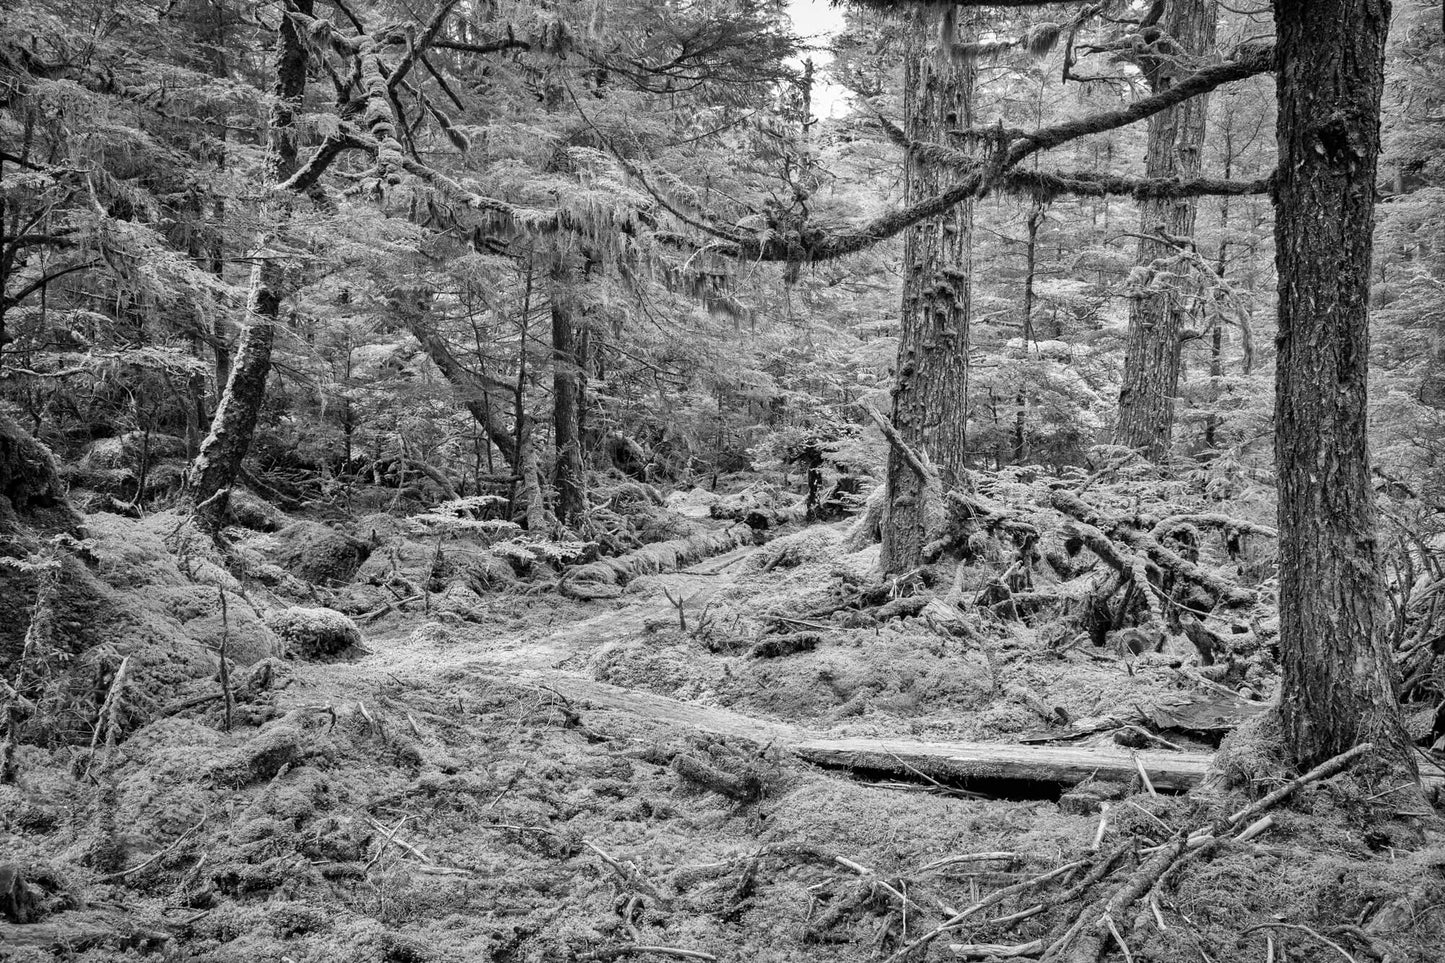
<box><xmin>187</xmin><ymin>0</ymin><xmax>313</xmax><ymax>528</ymax></box>
<box><xmin>550</xmin><ymin>263</ymin><xmax>588</xmax><ymax>527</ymax></box>
<box><xmin>1204</xmin><ymin>131</ymin><xmax>1232</xmax><ymax>455</ymax></box>
<box><xmin>1114</xmin><ymin>0</ymin><xmax>1218</xmax><ymax>460</ymax></box>
<box><xmin>403</xmin><ymin>309</ymin><xmax>552</xmax><ymax>531</ymax></box>
<box><xmin>1272</xmin><ymin>0</ymin><xmax>1414</xmax><ymax>772</ymax></box>
<box><xmin>1012</xmin><ymin>200</ymin><xmax>1044</xmax><ymax>465</ymax></box>
<box><xmin>882</xmin><ymin>15</ymin><xmax>973</xmax><ymax>574</ymax></box>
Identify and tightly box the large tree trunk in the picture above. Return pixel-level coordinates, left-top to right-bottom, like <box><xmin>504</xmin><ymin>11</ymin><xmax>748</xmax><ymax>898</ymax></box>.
<box><xmin>1273</xmin><ymin>0</ymin><xmax>1413</xmax><ymax>771</ymax></box>
<box><xmin>1114</xmin><ymin>0</ymin><xmax>1218</xmax><ymax>460</ymax></box>
<box><xmin>882</xmin><ymin>15</ymin><xmax>973</xmax><ymax>574</ymax></box>
<box><xmin>550</xmin><ymin>263</ymin><xmax>588</xmax><ymax>528</ymax></box>
<box><xmin>188</xmin><ymin>0</ymin><xmax>313</xmax><ymax>528</ymax></box>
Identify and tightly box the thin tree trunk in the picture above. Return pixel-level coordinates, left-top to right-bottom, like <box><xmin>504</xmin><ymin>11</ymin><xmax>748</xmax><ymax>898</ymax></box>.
<box><xmin>1012</xmin><ymin>200</ymin><xmax>1044</xmax><ymax>465</ymax></box>
<box><xmin>1204</xmin><ymin>132</ymin><xmax>1233</xmax><ymax>455</ymax></box>
<box><xmin>549</xmin><ymin>262</ymin><xmax>588</xmax><ymax>527</ymax></box>
<box><xmin>1273</xmin><ymin>0</ymin><xmax>1414</xmax><ymax>772</ymax></box>
<box><xmin>883</xmin><ymin>13</ymin><xmax>973</xmax><ymax>574</ymax></box>
<box><xmin>188</xmin><ymin>0</ymin><xmax>313</xmax><ymax>528</ymax></box>
<box><xmin>1114</xmin><ymin>0</ymin><xmax>1218</xmax><ymax>460</ymax></box>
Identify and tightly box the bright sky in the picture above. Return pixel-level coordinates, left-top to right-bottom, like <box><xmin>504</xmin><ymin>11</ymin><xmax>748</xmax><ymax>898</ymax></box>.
<box><xmin>785</xmin><ymin>0</ymin><xmax>853</xmax><ymax>119</ymax></box>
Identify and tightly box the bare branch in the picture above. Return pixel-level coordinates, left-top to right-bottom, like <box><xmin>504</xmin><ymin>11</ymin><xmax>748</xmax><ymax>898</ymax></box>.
<box><xmin>387</xmin><ymin>0</ymin><xmax>466</xmax><ymax>94</ymax></box>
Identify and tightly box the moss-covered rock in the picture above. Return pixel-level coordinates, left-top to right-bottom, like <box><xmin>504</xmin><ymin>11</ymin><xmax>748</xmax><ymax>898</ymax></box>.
<box><xmin>264</xmin><ymin>607</ymin><xmax>363</xmax><ymax>659</ymax></box>
<box><xmin>270</xmin><ymin>521</ymin><xmax>370</xmax><ymax>585</ymax></box>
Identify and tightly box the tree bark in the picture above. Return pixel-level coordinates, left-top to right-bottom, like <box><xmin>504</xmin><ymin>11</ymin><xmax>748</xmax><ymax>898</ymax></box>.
<box><xmin>1272</xmin><ymin>0</ymin><xmax>1414</xmax><ymax>771</ymax></box>
<box><xmin>550</xmin><ymin>262</ymin><xmax>588</xmax><ymax>527</ymax></box>
<box><xmin>883</xmin><ymin>14</ymin><xmax>973</xmax><ymax>574</ymax></box>
<box><xmin>1114</xmin><ymin>0</ymin><xmax>1218</xmax><ymax>460</ymax></box>
<box><xmin>188</xmin><ymin>0</ymin><xmax>313</xmax><ymax>528</ymax></box>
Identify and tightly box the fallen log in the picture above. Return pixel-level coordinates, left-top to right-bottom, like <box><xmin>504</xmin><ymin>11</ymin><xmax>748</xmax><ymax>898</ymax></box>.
<box><xmin>797</xmin><ymin>737</ymin><xmax>1445</xmax><ymax>797</ymax></box>
<box><xmin>0</xmin><ymin>910</ymin><xmax>170</xmax><ymax>954</ymax></box>
<box><xmin>559</xmin><ymin>514</ymin><xmax>798</xmax><ymax>599</ymax></box>
<box><xmin>796</xmin><ymin>738</ymin><xmax>1214</xmax><ymax>793</ymax></box>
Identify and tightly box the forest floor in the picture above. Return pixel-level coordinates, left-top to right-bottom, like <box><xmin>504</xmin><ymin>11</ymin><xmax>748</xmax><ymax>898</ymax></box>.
<box><xmin>3</xmin><ymin>491</ymin><xmax>1444</xmax><ymax>963</ymax></box>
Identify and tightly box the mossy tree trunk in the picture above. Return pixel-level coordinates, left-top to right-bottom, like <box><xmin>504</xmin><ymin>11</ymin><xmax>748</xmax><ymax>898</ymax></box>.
<box><xmin>1272</xmin><ymin>0</ymin><xmax>1414</xmax><ymax>772</ymax></box>
<box><xmin>1114</xmin><ymin>0</ymin><xmax>1218</xmax><ymax>460</ymax></box>
<box><xmin>883</xmin><ymin>14</ymin><xmax>974</xmax><ymax>574</ymax></box>
<box><xmin>550</xmin><ymin>261</ymin><xmax>588</xmax><ymax>528</ymax></box>
<box><xmin>188</xmin><ymin>0</ymin><xmax>313</xmax><ymax>529</ymax></box>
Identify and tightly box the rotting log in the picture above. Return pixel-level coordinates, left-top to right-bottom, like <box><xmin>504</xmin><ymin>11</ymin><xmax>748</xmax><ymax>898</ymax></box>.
<box><xmin>559</xmin><ymin>513</ymin><xmax>799</xmax><ymax>600</ymax></box>
<box><xmin>0</xmin><ymin>910</ymin><xmax>170</xmax><ymax>954</ymax></box>
<box><xmin>797</xmin><ymin>738</ymin><xmax>1214</xmax><ymax>793</ymax></box>
<box><xmin>798</xmin><ymin>737</ymin><xmax>1445</xmax><ymax>796</ymax></box>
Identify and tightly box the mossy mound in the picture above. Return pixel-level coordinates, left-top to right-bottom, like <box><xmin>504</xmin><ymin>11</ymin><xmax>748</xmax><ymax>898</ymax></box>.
<box><xmin>269</xmin><ymin>521</ymin><xmax>370</xmax><ymax>585</ymax></box>
<box><xmin>183</xmin><ymin>606</ymin><xmax>281</xmax><ymax>666</ymax></box>
<box><xmin>85</xmin><ymin>512</ymin><xmax>191</xmax><ymax>591</ymax></box>
<box><xmin>265</xmin><ymin>607</ymin><xmax>364</xmax><ymax>660</ymax></box>
<box><xmin>226</xmin><ymin>489</ymin><xmax>289</xmax><ymax>532</ymax></box>
<box><xmin>77</xmin><ymin>432</ymin><xmax>187</xmax><ymax>471</ymax></box>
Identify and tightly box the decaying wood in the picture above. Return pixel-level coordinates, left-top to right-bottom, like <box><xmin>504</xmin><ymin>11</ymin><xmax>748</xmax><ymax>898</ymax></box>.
<box><xmin>560</xmin><ymin>524</ymin><xmax>769</xmax><ymax>599</ymax></box>
<box><xmin>795</xmin><ymin>737</ymin><xmax>1213</xmax><ymax>793</ymax></box>
<box><xmin>749</xmin><ymin>632</ymin><xmax>821</xmax><ymax>659</ymax></box>
<box><xmin>0</xmin><ymin>910</ymin><xmax>171</xmax><ymax>954</ymax></box>
<box><xmin>672</xmin><ymin>754</ymin><xmax>763</xmax><ymax>802</ymax></box>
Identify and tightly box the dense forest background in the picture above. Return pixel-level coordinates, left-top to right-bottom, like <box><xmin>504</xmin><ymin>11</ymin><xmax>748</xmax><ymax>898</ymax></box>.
<box><xmin>3</xmin><ymin>1</ymin><xmax>1445</xmax><ymax>961</ymax></box>
<box><xmin>0</xmin><ymin>0</ymin><xmax>1439</xmax><ymax>507</ymax></box>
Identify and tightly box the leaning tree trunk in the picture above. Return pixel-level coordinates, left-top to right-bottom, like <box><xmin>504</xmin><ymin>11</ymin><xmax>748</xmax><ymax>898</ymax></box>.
<box><xmin>1114</xmin><ymin>0</ymin><xmax>1218</xmax><ymax>460</ymax></box>
<box><xmin>882</xmin><ymin>14</ymin><xmax>974</xmax><ymax>574</ymax></box>
<box><xmin>1273</xmin><ymin>0</ymin><xmax>1414</xmax><ymax>772</ymax></box>
<box><xmin>187</xmin><ymin>0</ymin><xmax>312</xmax><ymax>529</ymax></box>
<box><xmin>402</xmin><ymin>309</ymin><xmax>553</xmax><ymax>531</ymax></box>
<box><xmin>549</xmin><ymin>262</ymin><xmax>588</xmax><ymax>528</ymax></box>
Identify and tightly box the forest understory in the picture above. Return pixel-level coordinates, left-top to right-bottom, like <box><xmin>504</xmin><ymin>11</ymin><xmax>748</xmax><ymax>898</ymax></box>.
<box><xmin>3</xmin><ymin>447</ymin><xmax>1444</xmax><ymax>963</ymax></box>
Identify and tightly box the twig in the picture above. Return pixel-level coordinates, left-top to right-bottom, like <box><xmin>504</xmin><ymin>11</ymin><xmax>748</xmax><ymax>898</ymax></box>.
<box><xmin>886</xmin><ymin>749</ymin><xmax>991</xmax><ymax>799</ymax></box>
<box><xmin>1118</xmin><ymin>724</ymin><xmax>1186</xmax><ymax>752</ymax></box>
<box><xmin>588</xmin><ymin>947</ymin><xmax>718</xmax><ymax>962</ymax></box>
<box><xmin>1104</xmin><ymin>913</ymin><xmax>1134</xmax><ymax>963</ymax></box>
<box><xmin>949</xmin><ymin>942</ymin><xmax>1043</xmax><ymax>958</ymax></box>
<box><xmin>916</xmin><ymin>852</ymin><xmax>1016</xmax><ymax>874</ymax></box>
<box><xmin>1242</xmin><ymin>923</ymin><xmax>1359</xmax><ymax>963</ymax></box>
<box><xmin>364</xmin><ymin>814</ymin><xmax>413</xmax><ymax>871</ymax></box>
<box><xmin>1091</xmin><ymin>804</ymin><xmax>1111</xmax><ymax>851</ymax></box>
<box><xmin>1133</xmin><ymin>752</ymin><xmax>1158</xmax><ymax>797</ymax></box>
<box><xmin>880</xmin><ymin>859</ymin><xmax>1089</xmax><ymax>963</ymax></box>
<box><xmin>101</xmin><ymin>815</ymin><xmax>208</xmax><ymax>879</ymax></box>
<box><xmin>218</xmin><ymin>589</ymin><xmax>234</xmax><ymax>731</ymax></box>
<box><xmin>364</xmin><ymin>814</ymin><xmax>432</xmax><ymax>863</ymax></box>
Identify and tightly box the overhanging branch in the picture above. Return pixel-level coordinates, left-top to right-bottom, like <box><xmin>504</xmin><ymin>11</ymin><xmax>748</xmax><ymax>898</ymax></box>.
<box><xmin>736</xmin><ymin>42</ymin><xmax>1275</xmax><ymax>262</ymax></box>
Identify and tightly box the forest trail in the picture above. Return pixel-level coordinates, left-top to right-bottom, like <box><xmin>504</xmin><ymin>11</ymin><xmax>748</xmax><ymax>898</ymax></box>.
<box><xmin>313</xmin><ymin>542</ymin><xmax>811</xmax><ymax>746</ymax></box>
<box><xmin>313</xmin><ymin>536</ymin><xmax>1240</xmax><ymax>795</ymax></box>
